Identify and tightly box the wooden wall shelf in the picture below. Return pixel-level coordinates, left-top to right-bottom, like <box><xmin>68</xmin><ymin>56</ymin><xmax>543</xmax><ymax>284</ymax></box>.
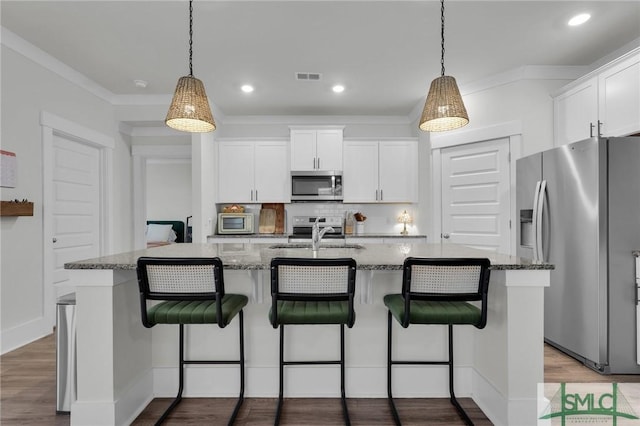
<box><xmin>1</xmin><ymin>201</ymin><xmax>34</xmax><ymax>216</ymax></box>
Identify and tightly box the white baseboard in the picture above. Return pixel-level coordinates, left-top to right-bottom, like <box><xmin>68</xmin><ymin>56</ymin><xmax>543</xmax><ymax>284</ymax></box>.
<box><xmin>1</xmin><ymin>316</ymin><xmax>52</xmax><ymax>355</ymax></box>
<box><xmin>153</xmin><ymin>365</ymin><xmax>474</xmax><ymax>398</ymax></box>
<box><xmin>71</xmin><ymin>368</ymin><xmax>153</xmax><ymax>426</ymax></box>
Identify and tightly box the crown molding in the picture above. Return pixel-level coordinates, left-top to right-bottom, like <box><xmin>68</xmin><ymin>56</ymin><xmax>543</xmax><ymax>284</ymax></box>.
<box><xmin>2</xmin><ymin>27</ymin><xmax>115</xmax><ymax>103</ymax></box>
<box><xmin>221</xmin><ymin>115</ymin><xmax>412</xmax><ymax>125</ymax></box>
<box><xmin>407</xmin><ymin>64</ymin><xmax>589</xmax><ymax>124</ymax></box>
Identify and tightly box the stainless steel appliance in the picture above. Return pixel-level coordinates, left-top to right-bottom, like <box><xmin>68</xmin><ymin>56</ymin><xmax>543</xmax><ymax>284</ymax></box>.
<box><xmin>217</xmin><ymin>212</ymin><xmax>254</xmax><ymax>234</ymax></box>
<box><xmin>516</xmin><ymin>136</ymin><xmax>640</xmax><ymax>374</ymax></box>
<box><xmin>289</xmin><ymin>215</ymin><xmax>344</xmax><ymax>242</ymax></box>
<box><xmin>291</xmin><ymin>171</ymin><xmax>343</xmax><ymax>202</ymax></box>
<box><xmin>56</xmin><ymin>293</ymin><xmax>76</xmax><ymax>413</ymax></box>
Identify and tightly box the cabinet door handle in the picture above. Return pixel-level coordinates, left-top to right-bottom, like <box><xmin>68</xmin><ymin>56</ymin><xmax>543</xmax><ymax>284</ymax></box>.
<box><xmin>590</xmin><ymin>122</ymin><xmax>595</xmax><ymax>138</ymax></box>
<box><xmin>442</xmin><ymin>233</ymin><xmax>450</xmax><ymax>239</ymax></box>
<box><xmin>380</xmin><ymin>189</ymin><xmax>383</xmax><ymax>201</ymax></box>
<box><xmin>313</xmin><ymin>158</ymin><xmax>317</xmax><ymax>169</ymax></box>
<box><xmin>255</xmin><ymin>190</ymin><xmax>258</xmax><ymax>201</ymax></box>
<box><xmin>375</xmin><ymin>189</ymin><xmax>378</xmax><ymax>201</ymax></box>
<box><xmin>317</xmin><ymin>157</ymin><xmax>320</xmax><ymax>169</ymax></box>
<box><xmin>597</xmin><ymin>120</ymin><xmax>603</xmax><ymax>137</ymax></box>
<box><xmin>250</xmin><ymin>190</ymin><xmax>253</xmax><ymax>201</ymax></box>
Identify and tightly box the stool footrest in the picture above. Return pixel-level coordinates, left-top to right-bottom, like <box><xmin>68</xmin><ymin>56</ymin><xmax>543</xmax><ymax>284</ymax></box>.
<box><xmin>390</xmin><ymin>360</ymin><xmax>449</xmax><ymax>366</ymax></box>
<box><xmin>283</xmin><ymin>360</ymin><xmax>341</xmax><ymax>366</ymax></box>
<box><xmin>184</xmin><ymin>359</ymin><xmax>242</xmax><ymax>365</ymax></box>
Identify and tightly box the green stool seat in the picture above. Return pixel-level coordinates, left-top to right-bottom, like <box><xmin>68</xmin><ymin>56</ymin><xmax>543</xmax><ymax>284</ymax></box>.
<box><xmin>384</xmin><ymin>295</ymin><xmax>481</xmax><ymax>326</ymax></box>
<box><xmin>148</xmin><ymin>294</ymin><xmax>248</xmax><ymax>325</ymax></box>
<box><xmin>269</xmin><ymin>300</ymin><xmax>353</xmax><ymax>325</ymax></box>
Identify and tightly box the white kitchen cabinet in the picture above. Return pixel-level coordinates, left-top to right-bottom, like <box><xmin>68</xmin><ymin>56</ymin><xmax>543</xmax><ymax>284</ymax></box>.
<box><xmin>343</xmin><ymin>140</ymin><xmax>418</xmax><ymax>203</ymax></box>
<box><xmin>290</xmin><ymin>127</ymin><xmax>344</xmax><ymax>171</ymax></box>
<box><xmin>598</xmin><ymin>53</ymin><xmax>640</xmax><ymax>137</ymax></box>
<box><xmin>554</xmin><ymin>49</ymin><xmax>640</xmax><ymax>146</ymax></box>
<box><xmin>554</xmin><ymin>77</ymin><xmax>598</xmax><ymax>146</ymax></box>
<box><xmin>218</xmin><ymin>140</ymin><xmax>290</xmax><ymax>203</ymax></box>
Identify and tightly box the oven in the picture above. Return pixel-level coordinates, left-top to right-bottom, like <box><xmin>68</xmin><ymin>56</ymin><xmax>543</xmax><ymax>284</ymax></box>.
<box><xmin>289</xmin><ymin>216</ymin><xmax>345</xmax><ymax>243</ymax></box>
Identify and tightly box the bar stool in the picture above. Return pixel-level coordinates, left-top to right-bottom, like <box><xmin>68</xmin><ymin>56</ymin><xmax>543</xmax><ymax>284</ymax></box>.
<box><xmin>384</xmin><ymin>257</ymin><xmax>491</xmax><ymax>426</ymax></box>
<box><xmin>136</xmin><ymin>257</ymin><xmax>247</xmax><ymax>425</ymax></box>
<box><xmin>269</xmin><ymin>257</ymin><xmax>357</xmax><ymax>425</ymax></box>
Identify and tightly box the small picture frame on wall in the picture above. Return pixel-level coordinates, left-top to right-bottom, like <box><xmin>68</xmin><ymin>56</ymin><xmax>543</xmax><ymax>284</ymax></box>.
<box><xmin>0</xmin><ymin>150</ymin><xmax>17</xmax><ymax>188</ymax></box>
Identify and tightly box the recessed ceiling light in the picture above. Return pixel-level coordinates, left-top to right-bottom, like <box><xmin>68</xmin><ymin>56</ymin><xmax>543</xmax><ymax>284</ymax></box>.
<box><xmin>241</xmin><ymin>84</ymin><xmax>254</xmax><ymax>93</ymax></box>
<box><xmin>332</xmin><ymin>85</ymin><xmax>345</xmax><ymax>93</ymax></box>
<box><xmin>568</xmin><ymin>13</ymin><xmax>591</xmax><ymax>26</ymax></box>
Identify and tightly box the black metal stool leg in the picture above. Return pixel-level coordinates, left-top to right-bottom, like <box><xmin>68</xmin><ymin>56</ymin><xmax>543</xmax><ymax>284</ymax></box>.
<box><xmin>156</xmin><ymin>324</ymin><xmax>186</xmax><ymax>425</ymax></box>
<box><xmin>447</xmin><ymin>324</ymin><xmax>474</xmax><ymax>426</ymax></box>
<box><xmin>228</xmin><ymin>310</ymin><xmax>245</xmax><ymax>426</ymax></box>
<box><xmin>386</xmin><ymin>311</ymin><xmax>401</xmax><ymax>426</ymax></box>
<box><xmin>274</xmin><ymin>325</ymin><xmax>285</xmax><ymax>426</ymax></box>
<box><xmin>339</xmin><ymin>324</ymin><xmax>351</xmax><ymax>426</ymax></box>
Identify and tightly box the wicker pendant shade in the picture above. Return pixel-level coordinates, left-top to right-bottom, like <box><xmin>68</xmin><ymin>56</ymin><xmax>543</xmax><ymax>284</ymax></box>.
<box><xmin>419</xmin><ymin>76</ymin><xmax>468</xmax><ymax>132</ymax></box>
<box><xmin>166</xmin><ymin>76</ymin><xmax>215</xmax><ymax>132</ymax></box>
<box><xmin>418</xmin><ymin>0</ymin><xmax>469</xmax><ymax>132</ymax></box>
<box><xmin>165</xmin><ymin>0</ymin><xmax>215</xmax><ymax>133</ymax></box>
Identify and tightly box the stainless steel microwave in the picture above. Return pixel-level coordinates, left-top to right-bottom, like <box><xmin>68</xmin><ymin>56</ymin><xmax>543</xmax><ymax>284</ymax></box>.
<box><xmin>291</xmin><ymin>170</ymin><xmax>343</xmax><ymax>201</ymax></box>
<box><xmin>217</xmin><ymin>213</ymin><xmax>254</xmax><ymax>234</ymax></box>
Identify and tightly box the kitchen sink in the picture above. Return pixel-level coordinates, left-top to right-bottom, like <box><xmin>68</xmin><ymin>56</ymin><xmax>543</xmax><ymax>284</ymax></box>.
<box><xmin>268</xmin><ymin>243</ymin><xmax>365</xmax><ymax>250</ymax></box>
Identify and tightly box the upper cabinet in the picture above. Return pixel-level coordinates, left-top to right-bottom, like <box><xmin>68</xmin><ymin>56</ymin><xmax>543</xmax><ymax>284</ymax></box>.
<box><xmin>218</xmin><ymin>140</ymin><xmax>290</xmax><ymax>203</ymax></box>
<box><xmin>554</xmin><ymin>77</ymin><xmax>598</xmax><ymax>146</ymax></box>
<box><xmin>598</xmin><ymin>53</ymin><xmax>640</xmax><ymax>137</ymax></box>
<box><xmin>290</xmin><ymin>126</ymin><xmax>344</xmax><ymax>171</ymax></box>
<box><xmin>554</xmin><ymin>49</ymin><xmax>640</xmax><ymax>146</ymax></box>
<box><xmin>343</xmin><ymin>140</ymin><xmax>418</xmax><ymax>203</ymax></box>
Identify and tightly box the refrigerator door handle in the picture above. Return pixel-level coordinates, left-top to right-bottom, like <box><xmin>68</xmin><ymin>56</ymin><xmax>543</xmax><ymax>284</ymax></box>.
<box><xmin>532</xmin><ymin>181</ymin><xmax>542</xmax><ymax>261</ymax></box>
<box><xmin>536</xmin><ymin>180</ymin><xmax>547</xmax><ymax>261</ymax></box>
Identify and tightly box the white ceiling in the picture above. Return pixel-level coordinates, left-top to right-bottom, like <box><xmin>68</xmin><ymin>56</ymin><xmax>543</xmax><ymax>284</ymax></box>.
<box><xmin>2</xmin><ymin>1</ymin><xmax>639</xmax><ymax>117</ymax></box>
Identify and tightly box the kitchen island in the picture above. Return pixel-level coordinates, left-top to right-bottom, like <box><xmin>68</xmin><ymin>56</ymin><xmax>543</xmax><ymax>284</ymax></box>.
<box><xmin>65</xmin><ymin>242</ymin><xmax>552</xmax><ymax>426</ymax></box>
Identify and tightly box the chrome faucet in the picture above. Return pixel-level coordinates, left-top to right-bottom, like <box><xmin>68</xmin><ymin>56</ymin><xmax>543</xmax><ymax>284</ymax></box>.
<box><xmin>312</xmin><ymin>217</ymin><xmax>334</xmax><ymax>251</ymax></box>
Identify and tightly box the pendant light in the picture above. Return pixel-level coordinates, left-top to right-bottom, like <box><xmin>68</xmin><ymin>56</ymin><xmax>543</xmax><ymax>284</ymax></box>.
<box><xmin>165</xmin><ymin>0</ymin><xmax>215</xmax><ymax>133</ymax></box>
<box><xmin>419</xmin><ymin>0</ymin><xmax>468</xmax><ymax>132</ymax></box>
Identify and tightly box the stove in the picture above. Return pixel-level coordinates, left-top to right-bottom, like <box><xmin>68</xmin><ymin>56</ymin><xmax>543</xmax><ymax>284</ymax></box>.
<box><xmin>289</xmin><ymin>215</ymin><xmax>344</xmax><ymax>241</ymax></box>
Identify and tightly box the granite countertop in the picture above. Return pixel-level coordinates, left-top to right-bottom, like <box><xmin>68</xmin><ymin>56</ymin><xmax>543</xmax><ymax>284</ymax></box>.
<box><xmin>208</xmin><ymin>233</ymin><xmax>427</xmax><ymax>239</ymax></box>
<box><xmin>65</xmin><ymin>242</ymin><xmax>553</xmax><ymax>271</ymax></box>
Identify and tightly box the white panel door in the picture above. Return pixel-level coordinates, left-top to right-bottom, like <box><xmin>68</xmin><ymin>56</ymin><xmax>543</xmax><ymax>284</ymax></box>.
<box><xmin>441</xmin><ymin>138</ymin><xmax>511</xmax><ymax>253</ymax></box>
<box><xmin>52</xmin><ymin>135</ymin><xmax>101</xmax><ymax>288</ymax></box>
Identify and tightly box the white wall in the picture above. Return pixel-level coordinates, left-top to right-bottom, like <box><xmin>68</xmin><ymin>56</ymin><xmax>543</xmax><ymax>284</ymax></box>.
<box><xmin>146</xmin><ymin>161</ymin><xmax>192</xmax><ymax>222</ymax></box>
<box><xmin>0</xmin><ymin>46</ymin><xmax>132</xmax><ymax>353</ymax></box>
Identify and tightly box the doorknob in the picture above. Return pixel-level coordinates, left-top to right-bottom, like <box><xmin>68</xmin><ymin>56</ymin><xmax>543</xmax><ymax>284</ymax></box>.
<box><xmin>441</xmin><ymin>233</ymin><xmax>450</xmax><ymax>239</ymax></box>
<box><xmin>53</xmin><ymin>238</ymin><xmax>57</xmax><ymax>243</ymax></box>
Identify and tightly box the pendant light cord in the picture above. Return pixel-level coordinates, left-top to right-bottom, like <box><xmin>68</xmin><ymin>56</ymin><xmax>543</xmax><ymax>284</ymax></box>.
<box><xmin>189</xmin><ymin>0</ymin><xmax>194</xmax><ymax>77</ymax></box>
<box><xmin>440</xmin><ymin>0</ymin><xmax>445</xmax><ymax>77</ymax></box>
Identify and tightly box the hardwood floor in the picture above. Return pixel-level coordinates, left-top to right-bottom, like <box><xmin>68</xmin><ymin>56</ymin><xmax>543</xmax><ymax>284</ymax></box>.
<box><xmin>2</xmin><ymin>333</ymin><xmax>638</xmax><ymax>425</ymax></box>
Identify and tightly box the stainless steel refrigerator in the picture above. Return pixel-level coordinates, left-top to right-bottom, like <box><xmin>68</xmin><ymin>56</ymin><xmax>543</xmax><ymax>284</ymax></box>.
<box><xmin>517</xmin><ymin>136</ymin><xmax>640</xmax><ymax>374</ymax></box>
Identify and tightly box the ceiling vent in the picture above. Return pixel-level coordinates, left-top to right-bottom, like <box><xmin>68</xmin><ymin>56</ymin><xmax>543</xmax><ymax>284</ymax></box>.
<box><xmin>296</xmin><ymin>72</ymin><xmax>322</xmax><ymax>81</ymax></box>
